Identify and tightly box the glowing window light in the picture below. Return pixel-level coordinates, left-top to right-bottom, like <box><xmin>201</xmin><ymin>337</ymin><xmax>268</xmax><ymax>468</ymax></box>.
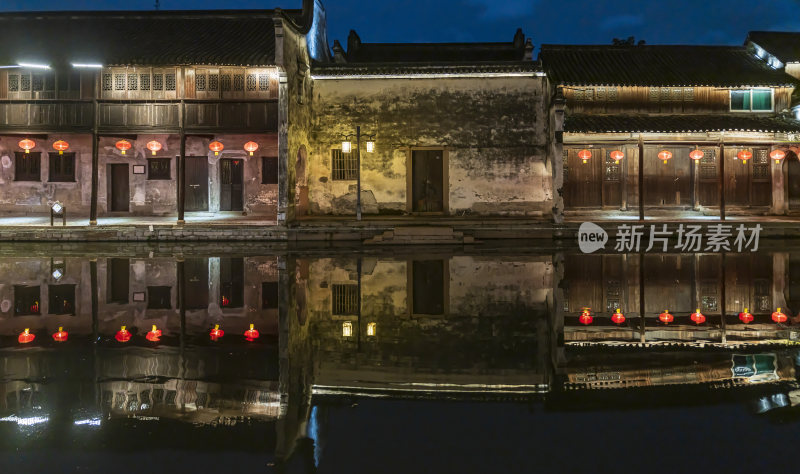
<box><xmin>71</xmin><ymin>63</ymin><xmax>102</xmax><ymax>68</ymax></box>
<box><xmin>0</xmin><ymin>415</ymin><xmax>49</xmax><ymax>426</ymax></box>
<box><xmin>367</xmin><ymin>322</ymin><xmax>376</xmax><ymax>336</ymax></box>
<box><xmin>74</xmin><ymin>418</ymin><xmax>102</xmax><ymax>426</ymax></box>
<box><xmin>342</xmin><ymin>321</ymin><xmax>353</xmax><ymax>337</ymax></box>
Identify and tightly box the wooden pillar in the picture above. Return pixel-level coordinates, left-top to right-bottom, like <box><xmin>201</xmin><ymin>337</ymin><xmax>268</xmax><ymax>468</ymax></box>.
<box><xmin>620</xmin><ymin>145</ymin><xmax>628</xmax><ymax>211</ymax></box>
<box><xmin>692</xmin><ymin>159</ymin><xmax>700</xmax><ymax>211</ymax></box>
<box><xmin>719</xmin><ymin>141</ymin><xmax>726</xmax><ymax>221</ymax></box>
<box><xmin>638</xmin><ymin>135</ymin><xmax>644</xmax><ymax>221</ymax></box>
<box><xmin>177</xmin><ymin>101</ymin><xmax>186</xmax><ymax>224</ymax></box>
<box><xmin>90</xmin><ymin>132</ymin><xmax>99</xmax><ymax>225</ymax></box>
<box><xmin>639</xmin><ymin>251</ymin><xmax>646</xmax><ymax>343</ymax></box>
<box><xmin>720</xmin><ymin>253</ymin><xmax>727</xmax><ymax>344</ymax></box>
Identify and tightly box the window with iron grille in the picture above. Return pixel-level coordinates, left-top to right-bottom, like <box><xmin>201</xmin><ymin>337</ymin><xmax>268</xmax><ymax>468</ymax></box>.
<box><xmin>233</xmin><ymin>74</ymin><xmax>244</xmax><ymax>91</ymax></box>
<box><xmin>147</xmin><ymin>158</ymin><xmax>171</xmax><ymax>180</ymax></box>
<box><xmin>608</xmin><ymin>87</ymin><xmax>618</xmax><ymax>101</ymax></box>
<box><xmin>573</xmin><ymin>88</ymin><xmax>584</xmax><ymax>101</ymax></box>
<box><xmin>153</xmin><ymin>73</ymin><xmax>164</xmax><ymax>90</ymax></box>
<box><xmin>14</xmin><ymin>152</ymin><xmax>40</xmax><ymax>181</ymax></box>
<box><xmin>8</xmin><ymin>74</ymin><xmax>19</xmax><ymax>92</ymax></box>
<box><xmin>595</xmin><ymin>87</ymin><xmax>606</xmax><ymax>101</ymax></box>
<box><xmin>127</xmin><ymin>74</ymin><xmax>137</xmax><ymax>90</ymax></box>
<box><xmin>258</xmin><ymin>74</ymin><xmax>269</xmax><ymax>91</ymax></box>
<box><xmin>660</xmin><ymin>87</ymin><xmax>670</xmax><ymax>101</ymax></box>
<box><xmin>48</xmin><ymin>152</ymin><xmax>75</xmax><ymax>182</ymax></box>
<box><xmin>604</xmin><ymin>152</ymin><xmax>620</xmax><ymax>181</ymax></box>
<box><xmin>102</xmin><ymin>73</ymin><xmax>112</xmax><ymax>91</ymax></box>
<box><xmin>140</xmin><ymin>73</ymin><xmax>151</xmax><ymax>91</ymax></box>
<box><xmin>49</xmin><ymin>284</ymin><xmax>75</xmax><ymax>315</ymax></box>
<box><xmin>671</xmin><ymin>88</ymin><xmax>682</xmax><ymax>100</ymax></box>
<box><xmin>114</xmin><ymin>73</ymin><xmax>125</xmax><ymax>90</ymax></box>
<box><xmin>221</xmin><ymin>74</ymin><xmax>231</xmax><ymax>91</ymax></box>
<box><xmin>165</xmin><ymin>73</ymin><xmax>176</xmax><ymax>91</ymax></box>
<box><xmin>20</xmin><ymin>74</ymin><xmax>31</xmax><ymax>91</ymax></box>
<box><xmin>14</xmin><ymin>285</ymin><xmax>40</xmax><ymax>316</ymax></box>
<box><xmin>331</xmin><ymin>149</ymin><xmax>358</xmax><ymax>180</ymax></box>
<box><xmin>684</xmin><ymin>88</ymin><xmax>694</xmax><ymax>101</ymax></box>
<box><xmin>583</xmin><ymin>88</ymin><xmax>594</xmax><ymax>101</ymax></box>
<box><xmin>246</xmin><ymin>73</ymin><xmax>257</xmax><ymax>91</ymax></box>
<box><xmin>196</xmin><ymin>73</ymin><xmax>206</xmax><ymax>91</ymax></box>
<box><xmin>208</xmin><ymin>74</ymin><xmax>219</xmax><ymax>91</ymax></box>
<box><xmin>649</xmin><ymin>87</ymin><xmax>659</xmax><ymax>101</ymax></box>
<box><xmin>332</xmin><ymin>284</ymin><xmax>359</xmax><ymax>315</ymax></box>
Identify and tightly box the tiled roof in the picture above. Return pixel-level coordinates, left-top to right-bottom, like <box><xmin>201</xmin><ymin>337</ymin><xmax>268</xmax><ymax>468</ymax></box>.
<box><xmin>344</xmin><ymin>42</ymin><xmax>527</xmax><ymax>63</ymax></box>
<box><xmin>540</xmin><ymin>45</ymin><xmax>796</xmax><ymax>87</ymax></box>
<box><xmin>564</xmin><ymin>114</ymin><xmax>800</xmax><ymax>134</ymax></box>
<box><xmin>311</xmin><ymin>62</ymin><xmax>540</xmax><ymax>77</ymax></box>
<box><xmin>0</xmin><ymin>10</ymin><xmax>290</xmax><ymax>67</ymax></box>
<box><xmin>747</xmin><ymin>31</ymin><xmax>800</xmax><ymax>63</ymax></box>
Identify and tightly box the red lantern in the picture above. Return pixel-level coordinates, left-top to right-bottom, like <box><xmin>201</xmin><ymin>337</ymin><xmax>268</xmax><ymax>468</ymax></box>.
<box><xmin>658</xmin><ymin>150</ymin><xmax>673</xmax><ymax>164</ymax></box>
<box><xmin>209</xmin><ymin>141</ymin><xmax>224</xmax><ymax>156</ymax></box>
<box><xmin>52</xmin><ymin>326</ymin><xmax>68</xmax><ymax>342</ymax></box>
<box><xmin>209</xmin><ymin>324</ymin><xmax>224</xmax><ymax>341</ymax></box>
<box><xmin>690</xmin><ymin>309</ymin><xmax>706</xmax><ymax>325</ymax></box>
<box><xmin>771</xmin><ymin>308</ymin><xmax>788</xmax><ymax>323</ymax></box>
<box><xmin>737</xmin><ymin>150</ymin><xmax>752</xmax><ymax>164</ymax></box>
<box><xmin>689</xmin><ymin>149</ymin><xmax>704</xmax><ymax>161</ymax></box>
<box><xmin>244</xmin><ymin>323</ymin><xmax>260</xmax><ymax>341</ymax></box>
<box><xmin>739</xmin><ymin>308</ymin><xmax>754</xmax><ymax>324</ymax></box>
<box><xmin>146</xmin><ymin>141</ymin><xmax>162</xmax><ymax>156</ymax></box>
<box><xmin>115</xmin><ymin>326</ymin><xmax>131</xmax><ymax>343</ymax></box>
<box><xmin>30</xmin><ymin>300</ymin><xmax>39</xmax><ymax>313</ymax></box>
<box><xmin>609</xmin><ymin>150</ymin><xmax>624</xmax><ymax>163</ymax></box>
<box><xmin>770</xmin><ymin>149</ymin><xmax>786</xmax><ymax>164</ymax></box>
<box><xmin>116</xmin><ymin>140</ymin><xmax>132</xmax><ymax>155</ymax></box>
<box><xmin>18</xmin><ymin>139</ymin><xmax>35</xmax><ymax>154</ymax></box>
<box><xmin>221</xmin><ymin>295</ymin><xmax>230</xmax><ymax>307</ymax></box>
<box><xmin>52</xmin><ymin>140</ymin><xmax>69</xmax><ymax>155</ymax></box>
<box><xmin>579</xmin><ymin>308</ymin><xmax>593</xmax><ymax>325</ymax></box>
<box><xmin>578</xmin><ymin>149</ymin><xmax>592</xmax><ymax>164</ymax></box>
<box><xmin>18</xmin><ymin>328</ymin><xmax>35</xmax><ymax>344</ymax></box>
<box><xmin>244</xmin><ymin>141</ymin><xmax>259</xmax><ymax>156</ymax></box>
<box><xmin>145</xmin><ymin>325</ymin><xmax>162</xmax><ymax>342</ymax></box>
<box><xmin>611</xmin><ymin>308</ymin><xmax>625</xmax><ymax>324</ymax></box>
<box><xmin>658</xmin><ymin>310</ymin><xmax>674</xmax><ymax>324</ymax></box>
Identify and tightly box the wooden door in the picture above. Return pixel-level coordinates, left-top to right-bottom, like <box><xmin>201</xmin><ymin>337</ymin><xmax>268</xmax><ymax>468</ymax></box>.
<box><xmin>697</xmin><ymin>148</ymin><xmax>719</xmax><ymax>206</ymax></box>
<box><xmin>220</xmin><ymin>159</ymin><xmax>243</xmax><ymax>211</ymax></box>
<box><xmin>725</xmin><ymin>148</ymin><xmax>771</xmax><ymax>207</ymax></box>
<box><xmin>412</xmin><ymin>260</ymin><xmax>445</xmax><ymax>315</ymax></box>
<box><xmin>220</xmin><ymin>257</ymin><xmax>244</xmax><ymax>308</ymax></box>
<box><xmin>108</xmin><ymin>164</ymin><xmax>129</xmax><ymax>212</ymax></box>
<box><xmin>106</xmin><ymin>258</ymin><xmax>129</xmax><ymax>303</ymax></box>
<box><xmin>602</xmin><ymin>148</ymin><xmax>623</xmax><ymax>208</ymax></box>
<box><xmin>789</xmin><ymin>153</ymin><xmax>800</xmax><ymax>209</ymax></box>
<box><xmin>184</xmin><ymin>157</ymin><xmax>209</xmax><ymax>211</ymax></box>
<box><xmin>725</xmin><ymin>254</ymin><xmax>772</xmax><ymax>316</ymax></box>
<box><xmin>564</xmin><ymin>148</ymin><xmax>601</xmax><ymax>208</ymax></box>
<box><xmin>644</xmin><ymin>147</ymin><xmax>691</xmax><ymax>207</ymax></box>
<box><xmin>564</xmin><ymin>254</ymin><xmax>604</xmax><ymax>312</ymax></box>
<box><xmin>643</xmin><ymin>255</ymin><xmax>693</xmax><ymax>315</ymax></box>
<box><xmin>411</xmin><ymin>150</ymin><xmax>444</xmax><ymax>212</ymax></box>
<box><xmin>183</xmin><ymin>258</ymin><xmax>209</xmax><ymax>310</ymax></box>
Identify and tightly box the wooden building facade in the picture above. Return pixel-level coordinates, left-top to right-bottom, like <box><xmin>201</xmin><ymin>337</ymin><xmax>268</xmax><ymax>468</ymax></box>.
<box><xmin>542</xmin><ymin>45</ymin><xmax>800</xmax><ymax>220</ymax></box>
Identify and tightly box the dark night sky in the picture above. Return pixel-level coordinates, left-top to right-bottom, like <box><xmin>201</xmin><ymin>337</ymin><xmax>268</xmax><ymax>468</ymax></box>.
<box><xmin>3</xmin><ymin>0</ymin><xmax>800</xmax><ymax>51</ymax></box>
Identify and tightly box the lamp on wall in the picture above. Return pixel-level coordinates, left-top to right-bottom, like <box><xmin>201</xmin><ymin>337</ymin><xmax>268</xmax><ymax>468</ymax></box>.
<box><xmin>339</xmin><ymin>128</ymin><xmax>375</xmax><ymax>221</ymax></box>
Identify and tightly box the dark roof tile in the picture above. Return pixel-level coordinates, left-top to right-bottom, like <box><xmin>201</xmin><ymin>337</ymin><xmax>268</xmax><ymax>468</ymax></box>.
<box><xmin>747</xmin><ymin>31</ymin><xmax>800</xmax><ymax>64</ymax></box>
<box><xmin>564</xmin><ymin>114</ymin><xmax>800</xmax><ymax>134</ymax></box>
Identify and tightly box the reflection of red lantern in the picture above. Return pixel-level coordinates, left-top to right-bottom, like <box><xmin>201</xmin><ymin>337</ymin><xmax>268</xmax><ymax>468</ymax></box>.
<box><xmin>244</xmin><ymin>141</ymin><xmax>259</xmax><ymax>156</ymax></box>
<box><xmin>146</xmin><ymin>325</ymin><xmax>162</xmax><ymax>342</ymax></box>
<box><xmin>689</xmin><ymin>149</ymin><xmax>704</xmax><ymax>161</ymax></box>
<box><xmin>116</xmin><ymin>140</ymin><xmax>132</xmax><ymax>155</ymax></box>
<box><xmin>221</xmin><ymin>295</ymin><xmax>230</xmax><ymax>307</ymax></box>
<box><xmin>739</xmin><ymin>308</ymin><xmax>754</xmax><ymax>324</ymax></box>
<box><xmin>611</xmin><ymin>308</ymin><xmax>625</xmax><ymax>324</ymax></box>
<box><xmin>578</xmin><ymin>149</ymin><xmax>592</xmax><ymax>164</ymax></box>
<box><xmin>209</xmin><ymin>141</ymin><xmax>224</xmax><ymax>156</ymax></box>
<box><xmin>609</xmin><ymin>150</ymin><xmax>624</xmax><ymax>163</ymax></box>
<box><xmin>19</xmin><ymin>139</ymin><xmax>35</xmax><ymax>154</ymax></box>
<box><xmin>579</xmin><ymin>308</ymin><xmax>593</xmax><ymax>325</ymax></box>
<box><xmin>115</xmin><ymin>326</ymin><xmax>131</xmax><ymax>343</ymax></box>
<box><xmin>737</xmin><ymin>150</ymin><xmax>752</xmax><ymax>164</ymax></box>
<box><xmin>52</xmin><ymin>326</ymin><xmax>68</xmax><ymax>342</ymax></box>
<box><xmin>244</xmin><ymin>323</ymin><xmax>260</xmax><ymax>341</ymax></box>
<box><xmin>771</xmin><ymin>308</ymin><xmax>787</xmax><ymax>323</ymax></box>
<box><xmin>658</xmin><ymin>150</ymin><xmax>673</xmax><ymax>164</ymax></box>
<box><xmin>209</xmin><ymin>324</ymin><xmax>224</xmax><ymax>341</ymax></box>
<box><xmin>18</xmin><ymin>328</ymin><xmax>35</xmax><ymax>344</ymax></box>
<box><xmin>146</xmin><ymin>140</ymin><xmax>162</xmax><ymax>156</ymax></box>
<box><xmin>30</xmin><ymin>300</ymin><xmax>39</xmax><ymax>313</ymax></box>
<box><xmin>53</xmin><ymin>140</ymin><xmax>69</xmax><ymax>155</ymax></box>
<box><xmin>690</xmin><ymin>309</ymin><xmax>706</xmax><ymax>325</ymax></box>
<box><xmin>658</xmin><ymin>310</ymin><xmax>674</xmax><ymax>324</ymax></box>
<box><xmin>770</xmin><ymin>149</ymin><xmax>785</xmax><ymax>164</ymax></box>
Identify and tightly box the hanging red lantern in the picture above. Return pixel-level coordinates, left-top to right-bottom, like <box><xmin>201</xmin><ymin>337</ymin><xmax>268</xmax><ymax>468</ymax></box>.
<box><xmin>689</xmin><ymin>149</ymin><xmax>704</xmax><ymax>161</ymax></box>
<box><xmin>18</xmin><ymin>139</ymin><xmax>35</xmax><ymax>154</ymax></box>
<box><xmin>770</xmin><ymin>149</ymin><xmax>786</xmax><ymax>164</ymax></box>
<box><xmin>115</xmin><ymin>326</ymin><xmax>131</xmax><ymax>343</ymax></box>
<box><xmin>209</xmin><ymin>324</ymin><xmax>224</xmax><ymax>341</ymax></box>
<box><xmin>578</xmin><ymin>149</ymin><xmax>592</xmax><ymax>164</ymax></box>
<box><xmin>609</xmin><ymin>150</ymin><xmax>624</xmax><ymax>163</ymax></box>
<box><xmin>611</xmin><ymin>308</ymin><xmax>625</xmax><ymax>324</ymax></box>
<box><xmin>739</xmin><ymin>308</ymin><xmax>754</xmax><ymax>324</ymax></box>
<box><xmin>579</xmin><ymin>308</ymin><xmax>593</xmax><ymax>325</ymax></box>
<box><xmin>52</xmin><ymin>140</ymin><xmax>69</xmax><ymax>155</ymax></box>
<box><xmin>243</xmin><ymin>141</ymin><xmax>259</xmax><ymax>156</ymax></box>
<box><xmin>116</xmin><ymin>139</ymin><xmax>132</xmax><ymax>155</ymax></box>
<box><xmin>244</xmin><ymin>323</ymin><xmax>260</xmax><ymax>341</ymax></box>
<box><xmin>771</xmin><ymin>308</ymin><xmax>788</xmax><ymax>323</ymax></box>
<box><xmin>52</xmin><ymin>326</ymin><xmax>68</xmax><ymax>342</ymax></box>
<box><xmin>30</xmin><ymin>300</ymin><xmax>39</xmax><ymax>313</ymax></box>
<box><xmin>221</xmin><ymin>295</ymin><xmax>230</xmax><ymax>307</ymax></box>
<box><xmin>18</xmin><ymin>328</ymin><xmax>35</xmax><ymax>344</ymax></box>
<box><xmin>209</xmin><ymin>141</ymin><xmax>224</xmax><ymax>156</ymax></box>
<box><xmin>690</xmin><ymin>309</ymin><xmax>706</xmax><ymax>325</ymax></box>
<box><xmin>658</xmin><ymin>150</ymin><xmax>673</xmax><ymax>164</ymax></box>
<box><xmin>146</xmin><ymin>140</ymin><xmax>162</xmax><ymax>156</ymax></box>
<box><xmin>737</xmin><ymin>150</ymin><xmax>753</xmax><ymax>164</ymax></box>
<box><xmin>658</xmin><ymin>310</ymin><xmax>674</xmax><ymax>324</ymax></box>
<box><xmin>145</xmin><ymin>325</ymin><xmax>162</xmax><ymax>342</ymax></box>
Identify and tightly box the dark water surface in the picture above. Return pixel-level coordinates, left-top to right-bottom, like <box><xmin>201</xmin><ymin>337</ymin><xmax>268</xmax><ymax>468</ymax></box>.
<box><xmin>0</xmin><ymin>243</ymin><xmax>798</xmax><ymax>473</ymax></box>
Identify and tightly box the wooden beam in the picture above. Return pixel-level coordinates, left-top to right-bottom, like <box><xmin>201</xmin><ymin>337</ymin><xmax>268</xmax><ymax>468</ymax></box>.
<box><xmin>719</xmin><ymin>141</ymin><xmax>726</xmax><ymax>221</ymax></box>
<box><xmin>177</xmin><ymin>101</ymin><xmax>186</xmax><ymax>225</ymax></box>
<box><xmin>638</xmin><ymin>135</ymin><xmax>644</xmax><ymax>221</ymax></box>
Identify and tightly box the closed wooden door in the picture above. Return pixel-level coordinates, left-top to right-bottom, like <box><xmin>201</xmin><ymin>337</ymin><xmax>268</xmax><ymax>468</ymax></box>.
<box><xmin>644</xmin><ymin>147</ymin><xmax>691</xmax><ymax>207</ymax></box>
<box><xmin>220</xmin><ymin>257</ymin><xmax>244</xmax><ymax>308</ymax></box>
<box><xmin>184</xmin><ymin>157</ymin><xmax>209</xmax><ymax>211</ymax></box>
<box><xmin>183</xmin><ymin>258</ymin><xmax>209</xmax><ymax>310</ymax></box>
<box><xmin>412</xmin><ymin>260</ymin><xmax>445</xmax><ymax>315</ymax></box>
<box><xmin>725</xmin><ymin>148</ymin><xmax>771</xmax><ymax>207</ymax></box>
<box><xmin>108</xmin><ymin>164</ymin><xmax>129</xmax><ymax>212</ymax></box>
<box><xmin>220</xmin><ymin>159</ymin><xmax>243</xmax><ymax>211</ymax></box>
<box><xmin>564</xmin><ymin>148</ymin><xmax>602</xmax><ymax>208</ymax></box>
<box><xmin>412</xmin><ymin>150</ymin><xmax>444</xmax><ymax>212</ymax></box>
<box><xmin>789</xmin><ymin>155</ymin><xmax>800</xmax><ymax>209</ymax></box>
<box><xmin>602</xmin><ymin>149</ymin><xmax>623</xmax><ymax>208</ymax></box>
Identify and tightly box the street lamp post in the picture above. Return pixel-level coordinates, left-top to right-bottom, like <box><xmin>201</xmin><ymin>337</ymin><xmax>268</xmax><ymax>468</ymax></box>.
<box><xmin>342</xmin><ymin>127</ymin><xmax>375</xmax><ymax>221</ymax></box>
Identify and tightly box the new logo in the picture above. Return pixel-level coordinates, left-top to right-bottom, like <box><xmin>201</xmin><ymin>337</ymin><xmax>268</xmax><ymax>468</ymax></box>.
<box><xmin>578</xmin><ymin>222</ymin><xmax>608</xmax><ymax>254</ymax></box>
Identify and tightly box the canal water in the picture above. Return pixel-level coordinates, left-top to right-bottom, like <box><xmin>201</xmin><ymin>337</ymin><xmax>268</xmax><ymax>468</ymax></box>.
<box><xmin>0</xmin><ymin>243</ymin><xmax>797</xmax><ymax>473</ymax></box>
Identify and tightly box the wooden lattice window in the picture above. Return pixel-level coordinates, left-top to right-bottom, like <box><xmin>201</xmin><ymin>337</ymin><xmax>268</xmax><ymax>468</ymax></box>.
<box><xmin>649</xmin><ymin>87</ymin><xmax>659</xmax><ymax>101</ymax></box>
<box><xmin>114</xmin><ymin>73</ymin><xmax>125</xmax><ymax>91</ymax></box>
<box><xmin>584</xmin><ymin>88</ymin><xmax>594</xmax><ymax>101</ymax></box>
<box><xmin>165</xmin><ymin>73</ymin><xmax>176</xmax><ymax>91</ymax></box>
<box><xmin>331</xmin><ymin>149</ymin><xmax>358</xmax><ymax>180</ymax></box>
<box><xmin>233</xmin><ymin>74</ymin><xmax>244</xmax><ymax>91</ymax></box>
<box><xmin>605</xmin><ymin>152</ymin><xmax>621</xmax><ymax>181</ymax></box>
<box><xmin>32</xmin><ymin>74</ymin><xmax>44</xmax><ymax>91</ymax></box>
<box><xmin>699</xmin><ymin>149</ymin><xmax>717</xmax><ymax>179</ymax></box>
<box><xmin>196</xmin><ymin>73</ymin><xmax>206</xmax><ymax>91</ymax></box>
<box><xmin>102</xmin><ymin>73</ymin><xmax>112</xmax><ymax>91</ymax></box>
<box><xmin>332</xmin><ymin>284</ymin><xmax>359</xmax><ymax>315</ymax></box>
<box><xmin>20</xmin><ymin>74</ymin><xmax>31</xmax><ymax>91</ymax></box>
<box><xmin>753</xmin><ymin>149</ymin><xmax>770</xmax><ymax>181</ymax></box>
<box><xmin>605</xmin><ymin>279</ymin><xmax>621</xmax><ymax>312</ymax></box>
<box><xmin>671</xmin><ymin>88</ymin><xmax>682</xmax><ymax>100</ymax></box>
<box><xmin>684</xmin><ymin>88</ymin><xmax>694</xmax><ymax>101</ymax></box>
<box><xmin>574</xmin><ymin>89</ymin><xmax>584</xmax><ymax>101</ymax></box>
<box><xmin>153</xmin><ymin>73</ymin><xmax>164</xmax><ymax>90</ymax></box>
<box><xmin>258</xmin><ymin>73</ymin><xmax>269</xmax><ymax>91</ymax></box>
<box><xmin>246</xmin><ymin>73</ymin><xmax>257</xmax><ymax>91</ymax></box>
<box><xmin>754</xmin><ymin>279</ymin><xmax>771</xmax><ymax>312</ymax></box>
<box><xmin>8</xmin><ymin>74</ymin><xmax>19</xmax><ymax>92</ymax></box>
<box><xmin>140</xmin><ymin>73</ymin><xmax>151</xmax><ymax>91</ymax></box>
<box><xmin>596</xmin><ymin>87</ymin><xmax>606</xmax><ymax>101</ymax></box>
<box><xmin>49</xmin><ymin>152</ymin><xmax>75</xmax><ymax>182</ymax></box>
<box><xmin>608</xmin><ymin>87</ymin><xmax>618</xmax><ymax>101</ymax></box>
<box><xmin>15</xmin><ymin>152</ymin><xmax>41</xmax><ymax>181</ymax></box>
<box><xmin>221</xmin><ymin>74</ymin><xmax>231</xmax><ymax>91</ymax></box>
<box><xmin>208</xmin><ymin>74</ymin><xmax>219</xmax><ymax>91</ymax></box>
<box><xmin>127</xmin><ymin>74</ymin><xmax>138</xmax><ymax>91</ymax></box>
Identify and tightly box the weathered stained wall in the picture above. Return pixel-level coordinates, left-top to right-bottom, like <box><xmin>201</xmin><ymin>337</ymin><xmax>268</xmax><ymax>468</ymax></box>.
<box><xmin>309</xmin><ymin>75</ymin><xmax>550</xmax><ymax>216</ymax></box>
